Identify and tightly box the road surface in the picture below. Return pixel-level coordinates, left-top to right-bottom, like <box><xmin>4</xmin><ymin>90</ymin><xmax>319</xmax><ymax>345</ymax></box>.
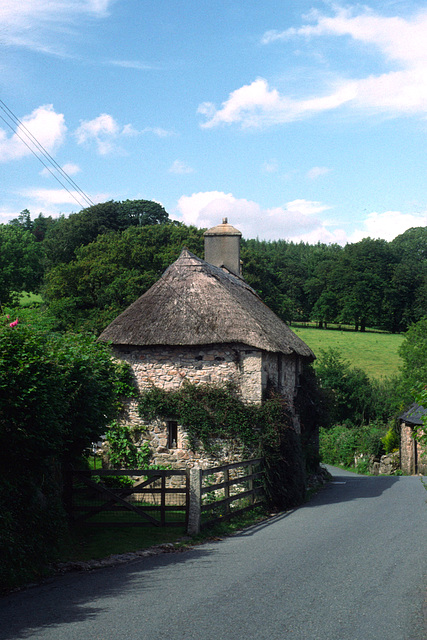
<box><xmin>0</xmin><ymin>466</ymin><xmax>426</xmax><ymax>640</ymax></box>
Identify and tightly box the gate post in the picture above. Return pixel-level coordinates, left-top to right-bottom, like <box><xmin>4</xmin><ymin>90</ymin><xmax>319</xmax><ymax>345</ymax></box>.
<box><xmin>187</xmin><ymin>467</ymin><xmax>202</xmax><ymax>535</ymax></box>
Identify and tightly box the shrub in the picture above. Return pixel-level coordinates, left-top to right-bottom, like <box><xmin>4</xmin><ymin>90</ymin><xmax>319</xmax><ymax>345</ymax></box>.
<box><xmin>0</xmin><ymin>321</ymin><xmax>129</xmax><ymax>590</ymax></box>
<box><xmin>319</xmin><ymin>425</ymin><xmax>359</xmax><ymax>467</ymax></box>
<box><xmin>381</xmin><ymin>426</ymin><xmax>400</xmax><ymax>454</ymax></box>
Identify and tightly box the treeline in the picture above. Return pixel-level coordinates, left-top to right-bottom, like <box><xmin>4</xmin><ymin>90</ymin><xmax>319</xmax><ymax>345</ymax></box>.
<box><xmin>242</xmin><ymin>231</ymin><xmax>427</xmax><ymax>333</ymax></box>
<box><xmin>1</xmin><ymin>199</ymin><xmax>426</xmax><ymax>335</ymax></box>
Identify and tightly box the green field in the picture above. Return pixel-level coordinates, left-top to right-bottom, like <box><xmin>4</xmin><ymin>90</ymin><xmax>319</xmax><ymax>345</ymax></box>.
<box><xmin>292</xmin><ymin>327</ymin><xmax>404</xmax><ymax>379</ymax></box>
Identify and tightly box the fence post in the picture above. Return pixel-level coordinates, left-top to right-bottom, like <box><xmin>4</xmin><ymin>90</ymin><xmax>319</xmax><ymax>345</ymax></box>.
<box><xmin>224</xmin><ymin>468</ymin><xmax>230</xmax><ymax>514</ymax></box>
<box><xmin>187</xmin><ymin>467</ymin><xmax>202</xmax><ymax>535</ymax></box>
<box><xmin>248</xmin><ymin>463</ymin><xmax>254</xmax><ymax>505</ymax></box>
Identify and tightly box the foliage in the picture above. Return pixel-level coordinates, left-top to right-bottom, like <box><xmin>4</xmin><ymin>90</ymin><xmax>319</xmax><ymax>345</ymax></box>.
<box><xmin>0</xmin><ymin>321</ymin><xmax>130</xmax><ymax>590</ymax></box>
<box><xmin>399</xmin><ymin>316</ymin><xmax>427</xmax><ymax>402</ymax></box>
<box><xmin>381</xmin><ymin>426</ymin><xmax>400</xmax><ymax>454</ymax></box>
<box><xmin>0</xmin><ymin>224</ymin><xmax>44</xmax><ymax>305</ymax></box>
<box><xmin>138</xmin><ymin>383</ymin><xmax>309</xmax><ymax>509</ymax></box>
<box><xmin>315</xmin><ymin>348</ymin><xmax>400</xmax><ymax>429</ymax></box>
<box><xmin>3</xmin><ymin>205</ymin><xmax>427</xmax><ymax>335</ymax></box>
<box><xmin>42</xmin><ymin>222</ymin><xmax>204</xmax><ymax>333</ymax></box>
<box><xmin>42</xmin><ymin>199</ymin><xmax>170</xmax><ymax>267</ymax></box>
<box><xmin>315</xmin><ymin>349</ymin><xmax>372</xmax><ymax>427</ymax></box>
<box><xmin>319</xmin><ymin>420</ymin><xmax>394</xmax><ymax>469</ymax></box>
<box><xmin>138</xmin><ymin>382</ymin><xmax>257</xmax><ymax>455</ymax></box>
<box><xmin>319</xmin><ymin>425</ymin><xmax>360</xmax><ymax>467</ymax></box>
<box><xmin>104</xmin><ymin>422</ymin><xmax>151</xmax><ymax>468</ymax></box>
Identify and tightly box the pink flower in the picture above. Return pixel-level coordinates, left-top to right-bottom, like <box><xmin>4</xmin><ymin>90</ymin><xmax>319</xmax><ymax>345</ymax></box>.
<box><xmin>9</xmin><ymin>319</ymin><xmax>18</xmax><ymax>328</ymax></box>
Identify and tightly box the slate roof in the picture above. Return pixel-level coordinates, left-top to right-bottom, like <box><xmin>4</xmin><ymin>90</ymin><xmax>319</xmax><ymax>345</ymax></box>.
<box><xmin>399</xmin><ymin>403</ymin><xmax>427</xmax><ymax>426</ymax></box>
<box><xmin>98</xmin><ymin>248</ymin><xmax>315</xmax><ymax>359</ymax></box>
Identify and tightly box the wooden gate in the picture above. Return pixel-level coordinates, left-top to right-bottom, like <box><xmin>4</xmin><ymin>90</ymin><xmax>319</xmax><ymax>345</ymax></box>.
<box><xmin>72</xmin><ymin>469</ymin><xmax>188</xmax><ymax>527</ymax></box>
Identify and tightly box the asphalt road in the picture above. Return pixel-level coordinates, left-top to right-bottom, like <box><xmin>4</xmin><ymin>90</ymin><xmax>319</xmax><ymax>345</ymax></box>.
<box><xmin>1</xmin><ymin>467</ymin><xmax>426</xmax><ymax>640</ymax></box>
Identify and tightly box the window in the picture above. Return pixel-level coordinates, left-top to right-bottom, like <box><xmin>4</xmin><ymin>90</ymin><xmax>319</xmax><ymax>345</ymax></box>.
<box><xmin>167</xmin><ymin>420</ymin><xmax>178</xmax><ymax>448</ymax></box>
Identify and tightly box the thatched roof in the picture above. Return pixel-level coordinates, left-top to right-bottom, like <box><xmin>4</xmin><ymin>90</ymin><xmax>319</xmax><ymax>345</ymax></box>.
<box><xmin>98</xmin><ymin>249</ymin><xmax>315</xmax><ymax>359</ymax></box>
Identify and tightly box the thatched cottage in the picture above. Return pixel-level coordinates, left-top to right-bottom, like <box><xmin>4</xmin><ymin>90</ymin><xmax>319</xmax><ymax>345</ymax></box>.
<box><xmin>98</xmin><ymin>219</ymin><xmax>315</xmax><ymax>468</ymax></box>
<box><xmin>399</xmin><ymin>403</ymin><xmax>427</xmax><ymax>475</ymax></box>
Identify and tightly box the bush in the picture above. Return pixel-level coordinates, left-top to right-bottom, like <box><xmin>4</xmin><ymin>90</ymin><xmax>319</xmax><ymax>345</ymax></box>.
<box><xmin>381</xmin><ymin>426</ymin><xmax>400</xmax><ymax>454</ymax></box>
<box><xmin>319</xmin><ymin>425</ymin><xmax>359</xmax><ymax>467</ymax></box>
<box><xmin>0</xmin><ymin>321</ymin><xmax>128</xmax><ymax>590</ymax></box>
<box><xmin>319</xmin><ymin>421</ymin><xmax>391</xmax><ymax>469</ymax></box>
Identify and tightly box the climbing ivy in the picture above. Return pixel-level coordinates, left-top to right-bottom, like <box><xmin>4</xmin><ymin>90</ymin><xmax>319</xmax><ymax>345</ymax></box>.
<box><xmin>104</xmin><ymin>421</ymin><xmax>151</xmax><ymax>468</ymax></box>
<box><xmin>138</xmin><ymin>382</ymin><xmax>258</xmax><ymax>454</ymax></box>
<box><xmin>138</xmin><ymin>382</ymin><xmax>309</xmax><ymax>509</ymax></box>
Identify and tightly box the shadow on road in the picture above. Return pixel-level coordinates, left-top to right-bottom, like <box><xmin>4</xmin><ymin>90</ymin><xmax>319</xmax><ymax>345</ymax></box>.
<box><xmin>303</xmin><ymin>465</ymin><xmax>402</xmax><ymax>508</ymax></box>
<box><xmin>0</xmin><ymin>545</ymin><xmax>213</xmax><ymax>640</ymax></box>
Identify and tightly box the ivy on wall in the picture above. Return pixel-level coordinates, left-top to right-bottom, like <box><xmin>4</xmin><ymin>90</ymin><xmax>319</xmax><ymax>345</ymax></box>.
<box><xmin>138</xmin><ymin>382</ymin><xmax>309</xmax><ymax>509</ymax></box>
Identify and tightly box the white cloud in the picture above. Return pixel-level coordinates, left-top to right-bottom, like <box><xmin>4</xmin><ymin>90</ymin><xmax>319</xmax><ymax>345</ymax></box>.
<box><xmin>199</xmin><ymin>77</ymin><xmax>357</xmax><ymax>128</ymax></box>
<box><xmin>22</xmin><ymin>188</ymin><xmax>89</xmax><ymax>206</ymax></box>
<box><xmin>0</xmin><ymin>207</ymin><xmax>19</xmax><ymax>224</ymax></box>
<box><xmin>169</xmin><ymin>160</ymin><xmax>195</xmax><ymax>175</ymax></box>
<box><xmin>108</xmin><ymin>60</ymin><xmax>159</xmax><ymax>71</ymax></box>
<box><xmin>262</xmin><ymin>159</ymin><xmax>279</xmax><ymax>173</ymax></box>
<box><xmin>75</xmin><ymin>115</ymin><xmax>172</xmax><ymax>154</ymax></box>
<box><xmin>61</xmin><ymin>162</ymin><xmax>81</xmax><ymax>176</ymax></box>
<box><xmin>200</xmin><ymin>6</ymin><xmax>427</xmax><ymax>128</ymax></box>
<box><xmin>75</xmin><ymin>113</ymin><xmax>121</xmax><ymax>155</ymax></box>
<box><xmin>175</xmin><ymin>191</ymin><xmax>333</xmax><ymax>240</ymax></box>
<box><xmin>349</xmin><ymin>210</ymin><xmax>427</xmax><ymax>243</ymax></box>
<box><xmin>41</xmin><ymin>162</ymin><xmax>80</xmax><ymax>177</ymax></box>
<box><xmin>0</xmin><ymin>105</ymin><xmax>66</xmax><ymax>162</ymax></box>
<box><xmin>307</xmin><ymin>166</ymin><xmax>330</xmax><ymax>180</ymax></box>
<box><xmin>175</xmin><ymin>191</ymin><xmax>427</xmax><ymax>244</ymax></box>
<box><xmin>0</xmin><ymin>0</ymin><xmax>114</xmax><ymax>52</ymax></box>
<box><xmin>19</xmin><ymin>188</ymin><xmax>111</xmax><ymax>214</ymax></box>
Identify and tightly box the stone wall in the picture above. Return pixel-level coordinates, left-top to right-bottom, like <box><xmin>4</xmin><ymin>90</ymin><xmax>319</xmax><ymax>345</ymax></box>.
<box><xmin>114</xmin><ymin>398</ymin><xmax>249</xmax><ymax>470</ymax></box>
<box><xmin>110</xmin><ymin>343</ymin><xmax>300</xmax><ymax>469</ymax></box>
<box><xmin>400</xmin><ymin>421</ymin><xmax>427</xmax><ymax>475</ymax></box>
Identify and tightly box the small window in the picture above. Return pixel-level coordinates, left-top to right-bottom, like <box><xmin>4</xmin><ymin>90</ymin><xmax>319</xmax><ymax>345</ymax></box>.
<box><xmin>167</xmin><ymin>420</ymin><xmax>178</xmax><ymax>448</ymax></box>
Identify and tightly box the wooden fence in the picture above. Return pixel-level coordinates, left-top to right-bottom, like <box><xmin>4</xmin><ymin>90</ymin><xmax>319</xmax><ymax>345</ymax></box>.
<box><xmin>71</xmin><ymin>458</ymin><xmax>265</xmax><ymax>534</ymax></box>
<box><xmin>71</xmin><ymin>468</ymin><xmax>188</xmax><ymax>527</ymax></box>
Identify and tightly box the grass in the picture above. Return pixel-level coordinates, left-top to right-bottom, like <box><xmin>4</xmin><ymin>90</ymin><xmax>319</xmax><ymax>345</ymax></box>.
<box><xmin>59</xmin><ymin>505</ymin><xmax>268</xmax><ymax>563</ymax></box>
<box><xmin>293</xmin><ymin>326</ymin><xmax>404</xmax><ymax>379</ymax></box>
<box><xmin>62</xmin><ymin>522</ymin><xmax>188</xmax><ymax>562</ymax></box>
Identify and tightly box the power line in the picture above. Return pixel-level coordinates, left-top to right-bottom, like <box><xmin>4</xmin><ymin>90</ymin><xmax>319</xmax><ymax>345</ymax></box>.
<box><xmin>0</xmin><ymin>99</ymin><xmax>95</xmax><ymax>210</ymax></box>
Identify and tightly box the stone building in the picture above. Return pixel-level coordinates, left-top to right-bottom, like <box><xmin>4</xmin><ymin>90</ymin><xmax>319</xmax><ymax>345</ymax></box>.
<box><xmin>98</xmin><ymin>219</ymin><xmax>315</xmax><ymax>468</ymax></box>
<box><xmin>399</xmin><ymin>403</ymin><xmax>427</xmax><ymax>475</ymax></box>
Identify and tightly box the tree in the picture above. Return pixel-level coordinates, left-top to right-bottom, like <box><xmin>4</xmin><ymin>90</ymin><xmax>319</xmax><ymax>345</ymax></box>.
<box><xmin>336</xmin><ymin>238</ymin><xmax>397</xmax><ymax>331</ymax></box>
<box><xmin>0</xmin><ymin>224</ymin><xmax>44</xmax><ymax>305</ymax></box>
<box><xmin>315</xmin><ymin>348</ymin><xmax>374</xmax><ymax>427</ymax></box>
<box><xmin>398</xmin><ymin>316</ymin><xmax>427</xmax><ymax>402</ymax></box>
<box><xmin>42</xmin><ymin>199</ymin><xmax>170</xmax><ymax>267</ymax></box>
<box><xmin>42</xmin><ymin>223</ymin><xmax>204</xmax><ymax>333</ymax></box>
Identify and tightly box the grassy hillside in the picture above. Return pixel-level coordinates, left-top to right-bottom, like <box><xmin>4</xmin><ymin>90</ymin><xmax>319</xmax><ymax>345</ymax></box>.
<box><xmin>292</xmin><ymin>327</ymin><xmax>403</xmax><ymax>379</ymax></box>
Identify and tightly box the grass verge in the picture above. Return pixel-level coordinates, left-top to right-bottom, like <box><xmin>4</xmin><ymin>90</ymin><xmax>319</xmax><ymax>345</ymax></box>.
<box><xmin>58</xmin><ymin>505</ymin><xmax>269</xmax><ymax>564</ymax></box>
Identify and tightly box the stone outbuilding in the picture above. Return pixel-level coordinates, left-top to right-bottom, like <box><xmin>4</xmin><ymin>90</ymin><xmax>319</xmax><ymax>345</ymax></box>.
<box><xmin>399</xmin><ymin>403</ymin><xmax>427</xmax><ymax>475</ymax></box>
<box><xmin>98</xmin><ymin>219</ymin><xmax>315</xmax><ymax>468</ymax></box>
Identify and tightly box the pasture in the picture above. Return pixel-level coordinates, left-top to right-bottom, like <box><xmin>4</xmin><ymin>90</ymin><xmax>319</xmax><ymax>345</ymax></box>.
<box><xmin>292</xmin><ymin>327</ymin><xmax>404</xmax><ymax>379</ymax></box>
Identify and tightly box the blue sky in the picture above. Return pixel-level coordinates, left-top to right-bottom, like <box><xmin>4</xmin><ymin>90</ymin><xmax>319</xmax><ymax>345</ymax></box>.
<box><xmin>2</xmin><ymin>0</ymin><xmax>427</xmax><ymax>244</ymax></box>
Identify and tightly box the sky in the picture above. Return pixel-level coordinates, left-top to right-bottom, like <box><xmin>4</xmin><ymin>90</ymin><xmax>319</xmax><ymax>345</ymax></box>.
<box><xmin>2</xmin><ymin>0</ymin><xmax>427</xmax><ymax>244</ymax></box>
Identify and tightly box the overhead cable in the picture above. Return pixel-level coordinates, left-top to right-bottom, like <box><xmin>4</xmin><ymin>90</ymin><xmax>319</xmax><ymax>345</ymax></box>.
<box><xmin>0</xmin><ymin>99</ymin><xmax>95</xmax><ymax>210</ymax></box>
